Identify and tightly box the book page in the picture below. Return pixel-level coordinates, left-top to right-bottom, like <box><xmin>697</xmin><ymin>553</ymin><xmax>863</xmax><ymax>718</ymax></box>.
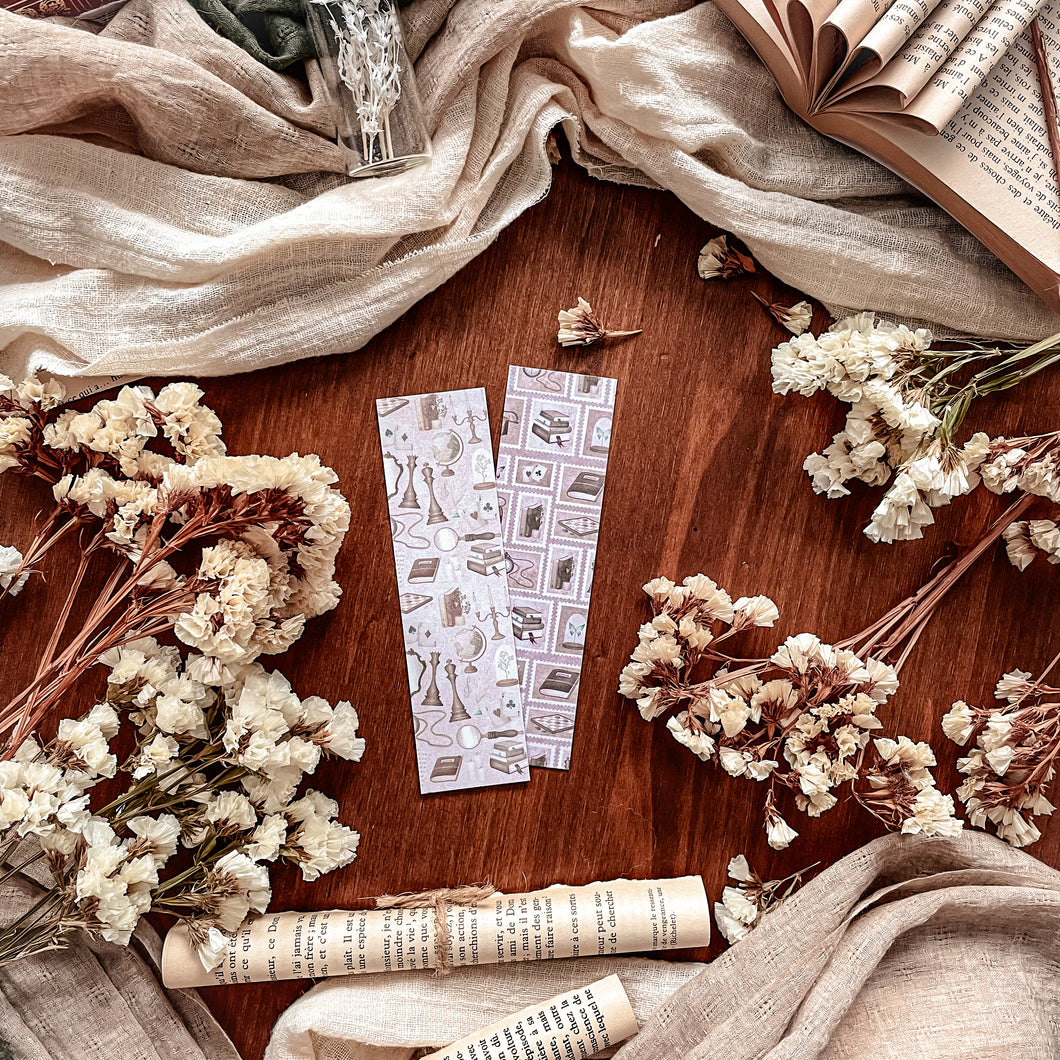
<box><xmin>816</xmin><ymin>0</ymin><xmax>902</xmax><ymax>98</ymax></box>
<box><xmin>161</xmin><ymin>875</ymin><xmax>711</xmax><ymax>989</ymax></box>
<box><xmin>814</xmin><ymin>2</ymin><xmax>1060</xmax><ymax>303</ymax></box>
<box><xmin>823</xmin><ymin>0</ymin><xmax>946</xmax><ymax>96</ymax></box>
<box><xmin>420</xmin><ymin>975</ymin><xmax>639</xmax><ymax>1060</ymax></box>
<box><xmin>827</xmin><ymin>0</ymin><xmax>996</xmax><ymax>109</ymax></box>
<box><xmin>902</xmin><ymin>0</ymin><xmax>1049</xmax><ymax>129</ymax></box>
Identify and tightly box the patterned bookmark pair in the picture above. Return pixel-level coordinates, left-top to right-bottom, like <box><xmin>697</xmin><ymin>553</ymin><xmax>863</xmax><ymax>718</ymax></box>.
<box><xmin>376</xmin><ymin>367</ymin><xmax>617</xmax><ymax>793</ymax></box>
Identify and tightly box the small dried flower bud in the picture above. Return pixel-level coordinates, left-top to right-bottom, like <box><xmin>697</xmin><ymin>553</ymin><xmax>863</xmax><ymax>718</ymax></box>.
<box><xmin>557</xmin><ymin>297</ymin><xmax>641</xmax><ymax>347</ymax></box>
<box><xmin>751</xmin><ymin>293</ymin><xmax>813</xmax><ymax>335</ymax></box>
<box><xmin>696</xmin><ymin>234</ymin><xmax>755</xmax><ymax>280</ymax></box>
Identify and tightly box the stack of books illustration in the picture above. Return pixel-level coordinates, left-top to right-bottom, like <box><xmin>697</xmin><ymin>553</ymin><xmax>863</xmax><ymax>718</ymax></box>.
<box><xmin>489</xmin><ymin>740</ymin><xmax>528</xmax><ymax>774</ymax></box>
<box><xmin>511</xmin><ymin>606</ymin><xmax>544</xmax><ymax>641</ymax></box>
<box><xmin>531</xmin><ymin>410</ymin><xmax>572</xmax><ymax>445</ymax></box>
<box><xmin>467</xmin><ymin>542</ymin><xmax>505</xmax><ymax>575</ymax></box>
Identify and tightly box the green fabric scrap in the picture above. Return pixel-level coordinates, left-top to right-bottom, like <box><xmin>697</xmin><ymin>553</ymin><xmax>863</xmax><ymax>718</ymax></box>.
<box><xmin>189</xmin><ymin>0</ymin><xmax>315</xmax><ymax>71</ymax></box>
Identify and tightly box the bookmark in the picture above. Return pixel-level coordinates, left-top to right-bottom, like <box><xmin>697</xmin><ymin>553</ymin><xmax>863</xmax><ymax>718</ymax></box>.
<box><xmin>496</xmin><ymin>367</ymin><xmax>617</xmax><ymax>770</ymax></box>
<box><xmin>376</xmin><ymin>388</ymin><xmax>530</xmax><ymax>794</ymax></box>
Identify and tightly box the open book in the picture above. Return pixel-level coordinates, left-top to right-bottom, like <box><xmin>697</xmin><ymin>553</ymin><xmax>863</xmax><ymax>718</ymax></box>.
<box><xmin>715</xmin><ymin>0</ymin><xmax>1060</xmax><ymax>311</ymax></box>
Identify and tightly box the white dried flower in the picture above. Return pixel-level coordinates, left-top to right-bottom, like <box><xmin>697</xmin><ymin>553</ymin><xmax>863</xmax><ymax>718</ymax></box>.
<box><xmin>0</xmin><ymin>545</ymin><xmax>28</xmax><ymax>596</ymax></box>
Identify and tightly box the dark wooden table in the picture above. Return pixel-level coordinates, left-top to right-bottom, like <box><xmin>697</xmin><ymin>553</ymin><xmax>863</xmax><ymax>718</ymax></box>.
<box><xmin>2</xmin><ymin>157</ymin><xmax>1059</xmax><ymax>1060</ymax></box>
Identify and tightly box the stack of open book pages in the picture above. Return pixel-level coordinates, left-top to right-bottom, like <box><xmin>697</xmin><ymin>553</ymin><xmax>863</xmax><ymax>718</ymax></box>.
<box><xmin>716</xmin><ymin>0</ymin><xmax>1060</xmax><ymax>309</ymax></box>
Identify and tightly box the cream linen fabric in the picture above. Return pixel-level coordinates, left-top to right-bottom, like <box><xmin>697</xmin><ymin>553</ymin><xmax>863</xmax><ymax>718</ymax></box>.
<box><xmin>265</xmin><ymin>831</ymin><xmax>1060</xmax><ymax>1060</ymax></box>
<box><xmin>0</xmin><ymin>870</ymin><xmax>241</xmax><ymax>1060</ymax></box>
<box><xmin>1</xmin><ymin>0</ymin><xmax>1058</xmax><ymax>385</ymax></box>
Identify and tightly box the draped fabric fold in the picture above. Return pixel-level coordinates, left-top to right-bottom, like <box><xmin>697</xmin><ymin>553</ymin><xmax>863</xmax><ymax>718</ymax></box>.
<box><xmin>0</xmin><ymin>869</ymin><xmax>241</xmax><ymax>1060</ymax></box>
<box><xmin>265</xmin><ymin>832</ymin><xmax>1060</xmax><ymax>1060</ymax></box>
<box><xmin>1</xmin><ymin>0</ymin><xmax>1058</xmax><ymax>383</ymax></box>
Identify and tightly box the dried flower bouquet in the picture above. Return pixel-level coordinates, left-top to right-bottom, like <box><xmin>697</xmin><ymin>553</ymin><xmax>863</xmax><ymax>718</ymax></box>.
<box><xmin>771</xmin><ymin>314</ymin><xmax>1060</xmax><ymax>543</ymax></box>
<box><xmin>943</xmin><ymin>653</ymin><xmax>1060</xmax><ymax>847</ymax></box>
<box><xmin>0</xmin><ymin>375</ymin><xmax>363</xmax><ymax>969</ymax></box>
<box><xmin>617</xmin><ymin>496</ymin><xmax>1039</xmax><ymax>849</ymax></box>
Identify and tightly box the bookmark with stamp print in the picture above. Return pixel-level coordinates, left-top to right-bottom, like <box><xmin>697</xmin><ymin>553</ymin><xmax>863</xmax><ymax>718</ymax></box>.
<box><xmin>496</xmin><ymin>367</ymin><xmax>617</xmax><ymax>770</ymax></box>
<box><xmin>376</xmin><ymin>387</ymin><xmax>530</xmax><ymax>794</ymax></box>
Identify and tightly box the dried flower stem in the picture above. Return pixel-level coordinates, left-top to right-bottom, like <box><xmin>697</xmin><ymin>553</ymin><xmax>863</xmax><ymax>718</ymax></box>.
<box><xmin>1032</xmin><ymin>19</ymin><xmax>1060</xmax><ymax>199</ymax></box>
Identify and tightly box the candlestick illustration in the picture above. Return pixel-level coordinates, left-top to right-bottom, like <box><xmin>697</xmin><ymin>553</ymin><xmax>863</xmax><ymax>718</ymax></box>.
<box><xmin>453</xmin><ymin>402</ymin><xmax>486</xmax><ymax>445</ymax></box>
<box><xmin>476</xmin><ymin>592</ymin><xmax>511</xmax><ymax>641</ymax></box>
<box><xmin>398</xmin><ymin>454</ymin><xmax>420</xmax><ymax>509</ymax></box>
<box><xmin>445</xmin><ymin>660</ymin><xmax>471</xmax><ymax>722</ymax></box>
<box><xmin>422</xmin><ymin>465</ymin><xmax>447</xmax><ymax>525</ymax></box>
<box><xmin>421</xmin><ymin>651</ymin><xmax>443</xmax><ymax>707</ymax></box>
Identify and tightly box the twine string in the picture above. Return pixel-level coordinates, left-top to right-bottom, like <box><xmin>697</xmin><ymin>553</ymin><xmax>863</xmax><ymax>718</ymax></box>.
<box><xmin>374</xmin><ymin>882</ymin><xmax>495</xmax><ymax>975</ymax></box>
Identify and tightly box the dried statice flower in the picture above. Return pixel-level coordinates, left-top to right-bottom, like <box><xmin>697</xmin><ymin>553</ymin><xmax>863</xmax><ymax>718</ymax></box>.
<box><xmin>0</xmin><ymin>377</ymin><xmax>352</xmax><ymax>749</ymax></box>
<box><xmin>0</xmin><ymin>545</ymin><xmax>27</xmax><ymax>597</ymax></box>
<box><xmin>943</xmin><ymin>660</ymin><xmax>1060</xmax><ymax>847</ymax></box>
<box><xmin>557</xmin><ymin>297</ymin><xmax>641</xmax><ymax>347</ymax></box>
<box><xmin>618</xmin><ymin>572</ymin><xmax>959</xmax><ymax>848</ymax></box>
<box><xmin>751</xmin><ymin>292</ymin><xmax>813</xmax><ymax>335</ymax></box>
<box><xmin>696</xmin><ymin>234</ymin><xmax>755</xmax><ymax>280</ymax></box>
<box><xmin>0</xmin><ymin>639</ymin><xmax>365</xmax><ymax>969</ymax></box>
<box><xmin>1003</xmin><ymin>519</ymin><xmax>1060</xmax><ymax>570</ymax></box>
<box><xmin>772</xmin><ymin>319</ymin><xmax>1060</xmax><ymax>543</ymax></box>
<box><xmin>713</xmin><ymin>854</ymin><xmax>817</xmax><ymax>946</ymax></box>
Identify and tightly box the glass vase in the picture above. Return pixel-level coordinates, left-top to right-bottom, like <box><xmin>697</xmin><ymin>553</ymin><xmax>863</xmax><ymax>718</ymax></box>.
<box><xmin>304</xmin><ymin>0</ymin><xmax>431</xmax><ymax>179</ymax></box>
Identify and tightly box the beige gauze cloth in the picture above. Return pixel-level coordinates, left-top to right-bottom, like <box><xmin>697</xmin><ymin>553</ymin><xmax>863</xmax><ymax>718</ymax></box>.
<box><xmin>2</xmin><ymin>0</ymin><xmax>1060</xmax><ymax>387</ymax></box>
<box><xmin>265</xmin><ymin>830</ymin><xmax>1060</xmax><ymax>1060</ymax></box>
<box><xmin>0</xmin><ymin>870</ymin><xmax>242</xmax><ymax>1060</ymax></box>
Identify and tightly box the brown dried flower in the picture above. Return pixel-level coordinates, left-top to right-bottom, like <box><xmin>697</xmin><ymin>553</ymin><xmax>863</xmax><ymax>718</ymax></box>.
<box><xmin>751</xmin><ymin>292</ymin><xmax>813</xmax><ymax>335</ymax></box>
<box><xmin>697</xmin><ymin>234</ymin><xmax>756</xmax><ymax>280</ymax></box>
<box><xmin>557</xmin><ymin>298</ymin><xmax>641</xmax><ymax>348</ymax></box>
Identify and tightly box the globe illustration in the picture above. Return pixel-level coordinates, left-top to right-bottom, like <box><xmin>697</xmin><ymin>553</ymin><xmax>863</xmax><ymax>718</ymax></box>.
<box><xmin>454</xmin><ymin>625</ymin><xmax>487</xmax><ymax>672</ymax></box>
<box><xmin>432</xmin><ymin>430</ymin><xmax>463</xmax><ymax>476</ymax></box>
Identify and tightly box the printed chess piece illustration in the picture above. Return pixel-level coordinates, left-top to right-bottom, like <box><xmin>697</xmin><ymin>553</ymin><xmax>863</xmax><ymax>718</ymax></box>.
<box><xmin>501</xmin><ymin>409</ymin><xmax>519</xmax><ymax>437</ymax></box>
<box><xmin>431</xmin><ymin>429</ymin><xmax>464</xmax><ymax>477</ymax></box>
<box><xmin>453</xmin><ymin>402</ymin><xmax>487</xmax><ymax>445</ymax></box>
<box><xmin>445</xmin><ymin>660</ymin><xmax>471</xmax><ymax>723</ymax></box>
<box><xmin>398</xmin><ymin>454</ymin><xmax>420</xmax><ymax>509</ymax></box>
<box><xmin>422</xmin><ymin>465</ymin><xmax>447</xmax><ymax>525</ymax></box>
<box><xmin>421</xmin><ymin>651</ymin><xmax>443</xmax><ymax>707</ymax></box>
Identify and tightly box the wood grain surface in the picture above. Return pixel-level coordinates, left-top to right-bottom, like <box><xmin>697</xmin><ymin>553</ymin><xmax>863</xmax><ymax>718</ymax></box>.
<box><xmin>2</xmin><ymin>157</ymin><xmax>1060</xmax><ymax>1060</ymax></box>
